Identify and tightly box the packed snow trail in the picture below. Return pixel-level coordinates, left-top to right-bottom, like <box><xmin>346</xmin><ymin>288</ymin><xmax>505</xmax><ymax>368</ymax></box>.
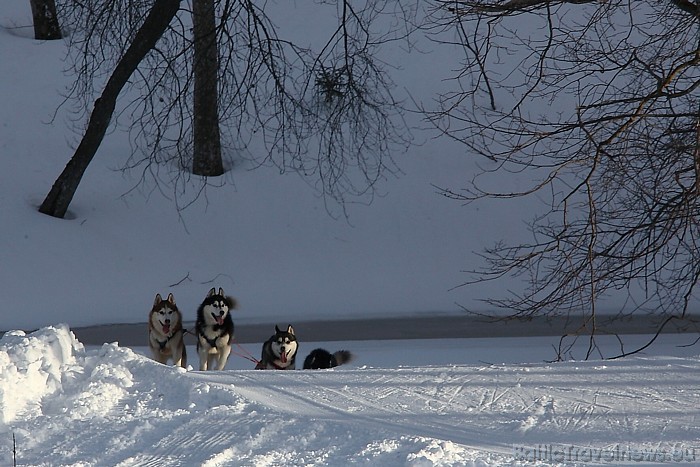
<box><xmin>0</xmin><ymin>326</ymin><xmax>698</xmax><ymax>466</ymax></box>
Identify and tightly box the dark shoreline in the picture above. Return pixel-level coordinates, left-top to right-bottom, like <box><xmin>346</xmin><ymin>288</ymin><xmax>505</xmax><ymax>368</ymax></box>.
<box><xmin>51</xmin><ymin>313</ymin><xmax>700</xmax><ymax>346</ymax></box>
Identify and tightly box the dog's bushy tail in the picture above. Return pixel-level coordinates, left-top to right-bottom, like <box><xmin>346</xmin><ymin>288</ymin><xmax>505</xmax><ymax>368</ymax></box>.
<box><xmin>333</xmin><ymin>350</ymin><xmax>354</xmax><ymax>367</ymax></box>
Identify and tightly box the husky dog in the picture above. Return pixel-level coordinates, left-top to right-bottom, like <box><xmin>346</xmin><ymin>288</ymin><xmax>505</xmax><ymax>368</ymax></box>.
<box><xmin>303</xmin><ymin>348</ymin><xmax>354</xmax><ymax>370</ymax></box>
<box><xmin>255</xmin><ymin>324</ymin><xmax>299</xmax><ymax>370</ymax></box>
<box><xmin>195</xmin><ymin>287</ymin><xmax>237</xmax><ymax>371</ymax></box>
<box><xmin>148</xmin><ymin>293</ymin><xmax>187</xmax><ymax>368</ymax></box>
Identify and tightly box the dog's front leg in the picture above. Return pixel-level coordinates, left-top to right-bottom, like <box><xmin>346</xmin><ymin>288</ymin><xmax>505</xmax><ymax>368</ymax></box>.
<box><xmin>156</xmin><ymin>353</ymin><xmax>169</xmax><ymax>365</ymax></box>
<box><xmin>173</xmin><ymin>347</ymin><xmax>184</xmax><ymax>368</ymax></box>
<box><xmin>177</xmin><ymin>345</ymin><xmax>188</xmax><ymax>369</ymax></box>
<box><xmin>198</xmin><ymin>347</ymin><xmax>209</xmax><ymax>371</ymax></box>
<box><xmin>216</xmin><ymin>345</ymin><xmax>231</xmax><ymax>370</ymax></box>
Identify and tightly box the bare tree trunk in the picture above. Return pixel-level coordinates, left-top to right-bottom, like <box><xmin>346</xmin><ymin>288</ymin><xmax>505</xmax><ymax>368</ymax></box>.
<box><xmin>192</xmin><ymin>0</ymin><xmax>224</xmax><ymax>176</ymax></box>
<box><xmin>29</xmin><ymin>0</ymin><xmax>61</xmax><ymax>40</ymax></box>
<box><xmin>39</xmin><ymin>0</ymin><xmax>181</xmax><ymax>219</ymax></box>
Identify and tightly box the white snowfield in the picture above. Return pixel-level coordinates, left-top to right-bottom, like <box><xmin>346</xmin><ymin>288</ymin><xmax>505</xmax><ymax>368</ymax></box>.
<box><xmin>1</xmin><ymin>325</ymin><xmax>698</xmax><ymax>466</ymax></box>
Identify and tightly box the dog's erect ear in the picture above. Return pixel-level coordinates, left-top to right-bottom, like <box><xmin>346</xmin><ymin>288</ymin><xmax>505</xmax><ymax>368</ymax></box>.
<box><xmin>275</xmin><ymin>325</ymin><xmax>282</xmax><ymax>334</ymax></box>
<box><xmin>218</xmin><ymin>287</ymin><xmax>224</xmax><ymax>297</ymax></box>
<box><xmin>287</xmin><ymin>325</ymin><xmax>295</xmax><ymax>335</ymax></box>
<box><xmin>167</xmin><ymin>293</ymin><xmax>175</xmax><ymax>304</ymax></box>
<box><xmin>154</xmin><ymin>293</ymin><xmax>162</xmax><ymax>306</ymax></box>
<box><xmin>207</xmin><ymin>287</ymin><xmax>216</xmax><ymax>297</ymax></box>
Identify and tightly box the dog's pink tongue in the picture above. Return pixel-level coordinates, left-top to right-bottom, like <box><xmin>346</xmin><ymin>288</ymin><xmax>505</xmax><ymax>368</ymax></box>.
<box><xmin>216</xmin><ymin>316</ymin><xmax>224</xmax><ymax>325</ymax></box>
<box><xmin>162</xmin><ymin>324</ymin><xmax>171</xmax><ymax>334</ymax></box>
<box><xmin>280</xmin><ymin>352</ymin><xmax>287</xmax><ymax>363</ymax></box>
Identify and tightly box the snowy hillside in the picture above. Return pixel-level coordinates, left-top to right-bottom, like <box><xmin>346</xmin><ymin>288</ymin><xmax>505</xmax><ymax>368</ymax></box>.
<box><xmin>1</xmin><ymin>326</ymin><xmax>699</xmax><ymax>466</ymax></box>
<box><xmin>0</xmin><ymin>0</ymin><xmax>531</xmax><ymax>332</ymax></box>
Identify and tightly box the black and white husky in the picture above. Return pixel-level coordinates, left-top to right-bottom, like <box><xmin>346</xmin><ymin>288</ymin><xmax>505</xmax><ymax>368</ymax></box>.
<box><xmin>195</xmin><ymin>287</ymin><xmax>237</xmax><ymax>371</ymax></box>
<box><xmin>255</xmin><ymin>324</ymin><xmax>299</xmax><ymax>370</ymax></box>
<box><xmin>303</xmin><ymin>348</ymin><xmax>354</xmax><ymax>370</ymax></box>
<box><xmin>148</xmin><ymin>293</ymin><xmax>187</xmax><ymax>368</ymax></box>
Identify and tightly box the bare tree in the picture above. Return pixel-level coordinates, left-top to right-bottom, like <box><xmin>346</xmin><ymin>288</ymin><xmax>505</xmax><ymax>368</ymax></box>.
<box><xmin>192</xmin><ymin>0</ymin><xmax>222</xmax><ymax>176</ymax></box>
<box><xmin>39</xmin><ymin>0</ymin><xmax>181</xmax><ymax>218</ymax></box>
<box><xmin>29</xmin><ymin>0</ymin><xmax>62</xmax><ymax>40</ymax></box>
<box><xmin>43</xmin><ymin>0</ymin><xmax>412</xmax><ymax>217</ymax></box>
<box><xmin>426</xmin><ymin>0</ymin><xmax>700</xmax><ymax>357</ymax></box>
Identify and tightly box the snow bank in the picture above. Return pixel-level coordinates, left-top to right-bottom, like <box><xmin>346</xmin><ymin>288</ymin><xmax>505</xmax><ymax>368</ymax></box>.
<box><xmin>1</xmin><ymin>326</ymin><xmax>699</xmax><ymax>466</ymax></box>
<box><xmin>0</xmin><ymin>324</ymin><xmax>81</xmax><ymax>423</ymax></box>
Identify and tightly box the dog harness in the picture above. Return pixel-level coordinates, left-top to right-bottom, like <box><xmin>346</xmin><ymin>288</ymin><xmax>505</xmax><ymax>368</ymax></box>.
<box><xmin>199</xmin><ymin>332</ymin><xmax>221</xmax><ymax>349</ymax></box>
<box><xmin>255</xmin><ymin>359</ymin><xmax>288</xmax><ymax>370</ymax></box>
<box><xmin>153</xmin><ymin>329</ymin><xmax>181</xmax><ymax>351</ymax></box>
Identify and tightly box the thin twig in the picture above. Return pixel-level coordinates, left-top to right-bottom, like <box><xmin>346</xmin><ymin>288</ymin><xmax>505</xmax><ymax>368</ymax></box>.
<box><xmin>199</xmin><ymin>273</ymin><xmax>234</xmax><ymax>286</ymax></box>
<box><xmin>168</xmin><ymin>273</ymin><xmax>192</xmax><ymax>287</ymax></box>
<box><xmin>607</xmin><ymin>316</ymin><xmax>679</xmax><ymax>360</ymax></box>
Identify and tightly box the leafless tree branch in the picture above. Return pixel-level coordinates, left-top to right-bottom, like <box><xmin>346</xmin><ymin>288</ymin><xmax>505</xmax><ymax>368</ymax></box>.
<box><xmin>54</xmin><ymin>0</ymin><xmax>414</xmax><ymax>217</ymax></box>
<box><xmin>426</xmin><ymin>0</ymin><xmax>700</xmax><ymax>358</ymax></box>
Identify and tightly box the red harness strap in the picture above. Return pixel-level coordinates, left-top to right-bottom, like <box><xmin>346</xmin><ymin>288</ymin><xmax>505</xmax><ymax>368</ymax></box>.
<box><xmin>253</xmin><ymin>357</ymin><xmax>289</xmax><ymax>370</ymax></box>
<box><xmin>229</xmin><ymin>340</ymin><xmax>261</xmax><ymax>367</ymax></box>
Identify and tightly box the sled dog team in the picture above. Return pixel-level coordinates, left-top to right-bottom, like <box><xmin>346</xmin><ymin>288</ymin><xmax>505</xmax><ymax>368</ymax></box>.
<box><xmin>148</xmin><ymin>287</ymin><xmax>353</xmax><ymax>371</ymax></box>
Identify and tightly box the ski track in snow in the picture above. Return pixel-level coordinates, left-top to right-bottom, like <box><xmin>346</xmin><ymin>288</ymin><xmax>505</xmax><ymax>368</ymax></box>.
<box><xmin>0</xmin><ymin>325</ymin><xmax>699</xmax><ymax>466</ymax></box>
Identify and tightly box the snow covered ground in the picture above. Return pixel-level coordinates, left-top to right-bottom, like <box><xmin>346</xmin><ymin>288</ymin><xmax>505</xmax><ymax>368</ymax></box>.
<box><xmin>0</xmin><ymin>0</ymin><xmax>513</xmax><ymax>333</ymax></box>
<box><xmin>2</xmin><ymin>2</ymin><xmax>700</xmax><ymax>465</ymax></box>
<box><xmin>0</xmin><ymin>325</ymin><xmax>698</xmax><ymax>466</ymax></box>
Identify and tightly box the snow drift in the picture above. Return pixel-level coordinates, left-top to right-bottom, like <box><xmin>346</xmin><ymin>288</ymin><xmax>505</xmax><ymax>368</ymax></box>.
<box><xmin>0</xmin><ymin>325</ymin><xmax>80</xmax><ymax>423</ymax></box>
